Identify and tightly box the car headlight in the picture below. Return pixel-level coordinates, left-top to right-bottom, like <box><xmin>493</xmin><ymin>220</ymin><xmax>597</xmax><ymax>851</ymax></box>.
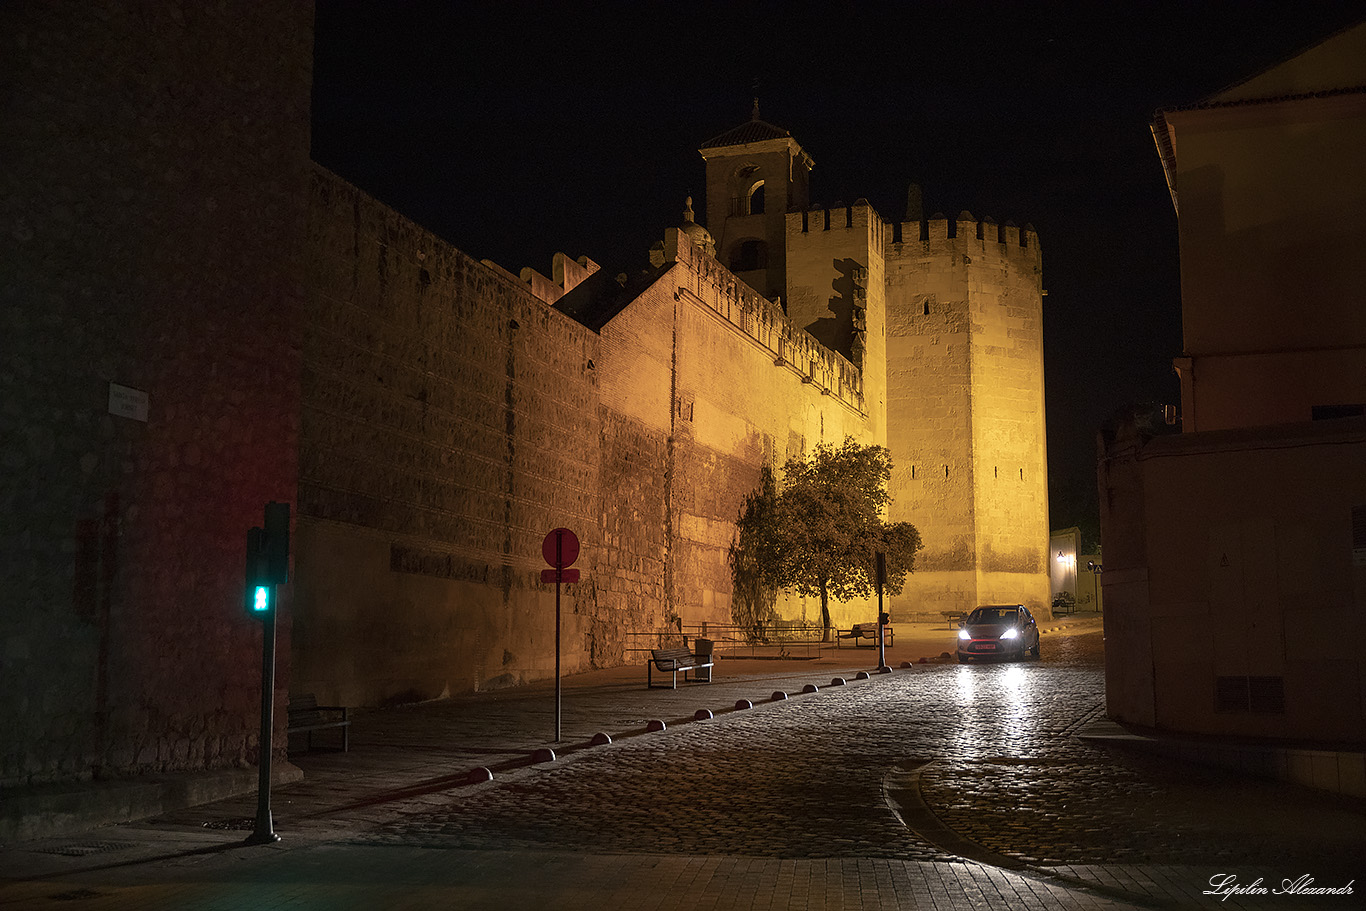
<box><xmin>1000</xmin><ymin>628</ymin><xmax>1018</xmax><ymax>640</ymax></box>
<box><xmin>957</xmin><ymin>628</ymin><xmax>970</xmax><ymax>640</ymax></box>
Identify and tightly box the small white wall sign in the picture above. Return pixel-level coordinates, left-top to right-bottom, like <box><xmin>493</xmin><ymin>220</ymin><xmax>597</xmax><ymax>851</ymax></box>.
<box><xmin>108</xmin><ymin>382</ymin><xmax>149</xmax><ymax>422</ymax></box>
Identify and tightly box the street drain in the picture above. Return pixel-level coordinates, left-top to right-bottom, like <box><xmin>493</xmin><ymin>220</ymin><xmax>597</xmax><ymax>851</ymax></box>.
<box><xmin>201</xmin><ymin>817</ymin><xmax>257</xmax><ymax>831</ymax></box>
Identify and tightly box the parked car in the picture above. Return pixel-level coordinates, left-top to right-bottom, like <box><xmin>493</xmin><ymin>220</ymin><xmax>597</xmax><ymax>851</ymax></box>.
<box><xmin>957</xmin><ymin>604</ymin><xmax>1039</xmax><ymax>662</ymax></box>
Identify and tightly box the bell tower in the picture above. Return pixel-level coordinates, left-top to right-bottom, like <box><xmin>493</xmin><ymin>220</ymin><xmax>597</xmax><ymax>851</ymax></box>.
<box><xmin>697</xmin><ymin>101</ymin><xmax>812</xmax><ymax>302</ymax></box>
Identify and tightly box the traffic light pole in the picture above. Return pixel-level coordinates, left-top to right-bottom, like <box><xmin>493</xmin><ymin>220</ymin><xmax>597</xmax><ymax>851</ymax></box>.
<box><xmin>243</xmin><ymin>502</ymin><xmax>288</xmax><ymax>845</ymax></box>
<box><xmin>245</xmin><ymin>592</ymin><xmax>279</xmax><ymax>845</ymax></box>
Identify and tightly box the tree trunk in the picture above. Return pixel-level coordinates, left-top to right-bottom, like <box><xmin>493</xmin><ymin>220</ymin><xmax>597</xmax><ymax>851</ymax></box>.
<box><xmin>820</xmin><ymin>582</ymin><xmax>831</xmax><ymax>642</ymax></box>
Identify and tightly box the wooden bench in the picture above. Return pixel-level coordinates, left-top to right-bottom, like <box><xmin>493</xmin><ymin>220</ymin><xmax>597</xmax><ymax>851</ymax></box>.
<box><xmin>940</xmin><ymin>611</ymin><xmax>966</xmax><ymax>629</ymax></box>
<box><xmin>648</xmin><ymin>646</ymin><xmax>715</xmax><ymax>689</ymax></box>
<box><xmin>286</xmin><ymin>693</ymin><xmax>350</xmax><ymax>752</ymax></box>
<box><xmin>836</xmin><ymin>622</ymin><xmax>893</xmax><ymax>648</ymax></box>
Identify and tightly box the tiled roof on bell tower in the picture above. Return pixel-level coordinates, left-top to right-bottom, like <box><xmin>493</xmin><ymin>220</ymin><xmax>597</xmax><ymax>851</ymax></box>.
<box><xmin>699</xmin><ymin>98</ymin><xmax>795</xmax><ymax>150</ymax></box>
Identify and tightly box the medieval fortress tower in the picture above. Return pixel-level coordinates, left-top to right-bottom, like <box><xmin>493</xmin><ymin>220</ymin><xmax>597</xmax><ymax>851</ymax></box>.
<box><xmin>697</xmin><ymin>110</ymin><xmax>1050</xmax><ymax>625</ymax></box>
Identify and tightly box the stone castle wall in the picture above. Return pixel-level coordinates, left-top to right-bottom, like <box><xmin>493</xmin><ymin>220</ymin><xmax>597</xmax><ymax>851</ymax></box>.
<box><xmin>298</xmin><ymin>169</ymin><xmax>615</xmax><ymax>706</ymax></box>
<box><xmin>1</xmin><ymin>2</ymin><xmax>314</xmax><ymax>786</ymax></box>
<box><xmin>295</xmin><ymin>172</ymin><xmax>877</xmax><ymax>707</ymax></box>
<box><xmin>661</xmin><ymin>232</ymin><xmax>878</xmax><ymax>630</ymax></box>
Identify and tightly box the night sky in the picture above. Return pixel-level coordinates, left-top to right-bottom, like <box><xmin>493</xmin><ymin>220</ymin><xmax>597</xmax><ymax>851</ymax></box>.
<box><xmin>310</xmin><ymin>1</ymin><xmax>1363</xmax><ymax>550</ymax></box>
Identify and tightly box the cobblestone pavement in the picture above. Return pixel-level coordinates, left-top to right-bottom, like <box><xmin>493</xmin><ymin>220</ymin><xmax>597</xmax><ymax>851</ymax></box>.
<box><xmin>349</xmin><ymin>632</ymin><xmax>1362</xmax><ymax>907</ymax></box>
<box><xmin>2</xmin><ymin>625</ymin><xmax>1361</xmax><ymax>909</ymax></box>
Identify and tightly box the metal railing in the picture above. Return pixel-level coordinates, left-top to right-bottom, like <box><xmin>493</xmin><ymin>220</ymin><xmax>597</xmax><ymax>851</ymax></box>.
<box><xmin>626</xmin><ymin>620</ymin><xmax>832</xmax><ymax>660</ymax></box>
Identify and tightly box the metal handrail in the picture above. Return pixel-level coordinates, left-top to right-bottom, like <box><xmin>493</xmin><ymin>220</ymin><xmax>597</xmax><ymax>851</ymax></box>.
<box><xmin>625</xmin><ymin>621</ymin><xmax>832</xmax><ymax>659</ymax></box>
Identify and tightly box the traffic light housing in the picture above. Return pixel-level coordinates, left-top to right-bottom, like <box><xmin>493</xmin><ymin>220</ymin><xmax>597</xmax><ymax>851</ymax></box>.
<box><xmin>245</xmin><ymin>502</ymin><xmax>290</xmax><ymax>619</ymax></box>
<box><xmin>263</xmin><ymin>501</ymin><xmax>289</xmax><ymax>585</ymax></box>
<box><xmin>245</xmin><ymin>526</ymin><xmax>273</xmax><ymax>617</ymax></box>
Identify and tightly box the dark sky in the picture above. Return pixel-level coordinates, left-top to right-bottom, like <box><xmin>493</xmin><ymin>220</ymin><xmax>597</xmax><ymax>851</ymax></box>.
<box><xmin>310</xmin><ymin>1</ymin><xmax>1363</xmax><ymax>550</ymax></box>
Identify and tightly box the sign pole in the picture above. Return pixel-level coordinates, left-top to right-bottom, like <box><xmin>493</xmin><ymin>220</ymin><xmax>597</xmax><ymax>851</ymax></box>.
<box><xmin>540</xmin><ymin>527</ymin><xmax>580</xmax><ymax>745</ymax></box>
<box><xmin>555</xmin><ymin>532</ymin><xmax>562</xmax><ymax>743</ymax></box>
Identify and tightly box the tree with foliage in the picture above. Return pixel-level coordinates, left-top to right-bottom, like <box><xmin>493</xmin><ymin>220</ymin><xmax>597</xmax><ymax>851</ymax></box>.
<box><xmin>731</xmin><ymin>437</ymin><xmax>922</xmax><ymax>639</ymax></box>
<box><xmin>729</xmin><ymin>466</ymin><xmax>780</xmax><ymax>642</ymax></box>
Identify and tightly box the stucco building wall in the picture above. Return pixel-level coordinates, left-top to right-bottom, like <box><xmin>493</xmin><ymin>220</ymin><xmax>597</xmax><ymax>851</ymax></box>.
<box><xmin>1101</xmin><ymin>420</ymin><xmax>1366</xmax><ymax>742</ymax></box>
<box><xmin>1163</xmin><ymin>62</ymin><xmax>1366</xmax><ymax>432</ymax></box>
<box><xmin>1105</xmin><ymin>24</ymin><xmax>1366</xmax><ymax>748</ymax></box>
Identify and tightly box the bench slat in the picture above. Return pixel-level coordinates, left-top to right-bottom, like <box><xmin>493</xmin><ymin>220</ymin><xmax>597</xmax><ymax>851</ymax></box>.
<box><xmin>647</xmin><ymin>647</ymin><xmax>714</xmax><ymax>689</ymax></box>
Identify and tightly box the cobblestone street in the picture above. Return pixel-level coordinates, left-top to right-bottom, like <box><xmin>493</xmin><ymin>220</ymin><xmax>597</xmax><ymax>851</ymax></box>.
<box><xmin>2</xmin><ymin>626</ymin><xmax>1361</xmax><ymax>909</ymax></box>
<box><xmin>356</xmin><ymin>632</ymin><xmax>1361</xmax><ymax>904</ymax></box>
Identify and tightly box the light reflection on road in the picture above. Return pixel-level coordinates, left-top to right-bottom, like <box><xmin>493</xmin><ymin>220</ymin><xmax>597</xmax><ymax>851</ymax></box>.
<box><xmin>949</xmin><ymin>659</ymin><xmax>1038</xmax><ymax>755</ymax></box>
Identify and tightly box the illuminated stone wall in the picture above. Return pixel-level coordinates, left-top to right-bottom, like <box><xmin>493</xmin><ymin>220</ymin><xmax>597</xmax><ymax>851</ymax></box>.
<box><xmin>884</xmin><ymin>216</ymin><xmax>1050</xmax><ymax>619</ymax></box>
<box><xmin>297</xmin><ymin>170</ymin><xmax>608</xmax><ymax>706</ymax></box>
<box><xmin>296</xmin><ymin>176</ymin><xmax>878</xmax><ymax>707</ymax></box>
<box><xmin>784</xmin><ymin>202</ymin><xmax>889</xmax><ymax>447</ymax></box>
<box><xmin>658</xmin><ymin>231</ymin><xmax>876</xmax><ymax>630</ymax></box>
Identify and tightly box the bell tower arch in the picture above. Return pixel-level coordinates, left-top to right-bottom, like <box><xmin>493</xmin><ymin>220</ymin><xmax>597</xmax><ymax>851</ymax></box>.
<box><xmin>697</xmin><ymin>100</ymin><xmax>812</xmax><ymax>302</ymax></box>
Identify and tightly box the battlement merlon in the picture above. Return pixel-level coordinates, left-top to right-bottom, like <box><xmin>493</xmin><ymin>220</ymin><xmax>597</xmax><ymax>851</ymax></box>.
<box><xmin>555</xmin><ymin>253</ymin><xmax>600</xmax><ymax>294</ymax></box>
<box><xmin>894</xmin><ymin>212</ymin><xmax>1042</xmax><ymax>269</ymax></box>
<box><xmin>662</xmin><ymin>227</ymin><xmax>865</xmax><ymax>410</ymax></box>
<box><xmin>784</xmin><ymin>198</ymin><xmax>889</xmax><ymax>238</ymax></box>
<box><xmin>517</xmin><ymin>253</ymin><xmax>603</xmax><ymax>306</ymax></box>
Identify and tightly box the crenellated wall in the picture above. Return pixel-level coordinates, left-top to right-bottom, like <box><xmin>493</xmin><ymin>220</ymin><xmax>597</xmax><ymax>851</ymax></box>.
<box><xmin>883</xmin><ymin>212</ymin><xmax>1049</xmax><ymax>618</ymax></box>
<box><xmin>514</xmin><ymin>253</ymin><xmax>602</xmax><ymax>307</ymax></box>
<box><xmin>665</xmin><ymin>229</ymin><xmax>866</xmax><ymax>412</ymax></box>
<box><xmin>599</xmin><ymin>229</ymin><xmax>878</xmax><ymax>632</ymax></box>
<box><xmin>785</xmin><ymin>200</ymin><xmax>890</xmax><ymax>445</ymax></box>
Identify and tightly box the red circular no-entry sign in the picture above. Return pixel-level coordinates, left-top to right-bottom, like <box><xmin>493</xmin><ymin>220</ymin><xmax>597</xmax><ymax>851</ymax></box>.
<box><xmin>542</xmin><ymin>527</ymin><xmax>579</xmax><ymax>569</ymax></box>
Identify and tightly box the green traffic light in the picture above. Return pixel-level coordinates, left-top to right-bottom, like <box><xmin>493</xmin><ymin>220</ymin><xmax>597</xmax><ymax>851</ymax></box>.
<box><xmin>252</xmin><ymin>585</ymin><xmax>271</xmax><ymax>613</ymax></box>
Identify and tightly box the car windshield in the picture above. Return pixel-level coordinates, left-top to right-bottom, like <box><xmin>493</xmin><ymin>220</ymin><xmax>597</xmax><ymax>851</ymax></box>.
<box><xmin>968</xmin><ymin>607</ymin><xmax>1017</xmax><ymax>624</ymax></box>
